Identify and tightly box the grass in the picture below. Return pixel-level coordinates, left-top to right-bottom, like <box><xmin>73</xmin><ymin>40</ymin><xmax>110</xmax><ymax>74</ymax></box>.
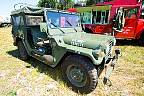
<box><xmin>0</xmin><ymin>27</ymin><xmax>144</xmax><ymax>96</ymax></box>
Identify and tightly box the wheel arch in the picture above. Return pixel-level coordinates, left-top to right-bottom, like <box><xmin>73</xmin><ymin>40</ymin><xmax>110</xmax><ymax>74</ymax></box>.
<box><xmin>135</xmin><ymin>29</ymin><xmax>144</xmax><ymax>39</ymax></box>
<box><xmin>139</xmin><ymin>31</ymin><xmax>144</xmax><ymax>39</ymax></box>
<box><xmin>56</xmin><ymin>52</ymin><xmax>104</xmax><ymax>69</ymax></box>
<box><xmin>136</xmin><ymin>30</ymin><xmax>144</xmax><ymax>46</ymax></box>
<box><xmin>58</xmin><ymin>52</ymin><xmax>97</xmax><ymax>68</ymax></box>
<box><xmin>61</xmin><ymin>52</ymin><xmax>105</xmax><ymax>76</ymax></box>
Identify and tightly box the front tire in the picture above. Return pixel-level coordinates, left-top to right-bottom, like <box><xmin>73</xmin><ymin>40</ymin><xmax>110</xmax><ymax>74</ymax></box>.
<box><xmin>61</xmin><ymin>55</ymin><xmax>98</xmax><ymax>94</ymax></box>
<box><xmin>17</xmin><ymin>41</ymin><xmax>29</xmax><ymax>60</ymax></box>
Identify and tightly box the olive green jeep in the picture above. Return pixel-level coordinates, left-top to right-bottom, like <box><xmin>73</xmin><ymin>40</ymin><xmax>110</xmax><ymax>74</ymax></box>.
<box><xmin>11</xmin><ymin>5</ymin><xmax>120</xmax><ymax>93</ymax></box>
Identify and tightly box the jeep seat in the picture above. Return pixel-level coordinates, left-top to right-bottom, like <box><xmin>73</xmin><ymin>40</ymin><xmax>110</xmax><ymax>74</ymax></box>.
<box><xmin>30</xmin><ymin>26</ymin><xmax>49</xmax><ymax>47</ymax></box>
<box><xmin>36</xmin><ymin>40</ymin><xmax>49</xmax><ymax>47</ymax></box>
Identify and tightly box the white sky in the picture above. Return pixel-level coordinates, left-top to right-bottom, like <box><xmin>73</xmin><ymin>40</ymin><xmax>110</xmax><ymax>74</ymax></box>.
<box><xmin>0</xmin><ymin>0</ymin><xmax>39</xmax><ymax>17</ymax></box>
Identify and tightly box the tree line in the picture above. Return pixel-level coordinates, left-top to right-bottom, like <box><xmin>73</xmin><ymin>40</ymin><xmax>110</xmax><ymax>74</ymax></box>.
<box><xmin>38</xmin><ymin>0</ymin><xmax>97</xmax><ymax>10</ymax></box>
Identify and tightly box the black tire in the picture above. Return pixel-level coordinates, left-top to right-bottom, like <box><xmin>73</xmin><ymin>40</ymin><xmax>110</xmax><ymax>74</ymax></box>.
<box><xmin>61</xmin><ymin>55</ymin><xmax>98</xmax><ymax>94</ymax></box>
<box><xmin>17</xmin><ymin>41</ymin><xmax>29</xmax><ymax>60</ymax></box>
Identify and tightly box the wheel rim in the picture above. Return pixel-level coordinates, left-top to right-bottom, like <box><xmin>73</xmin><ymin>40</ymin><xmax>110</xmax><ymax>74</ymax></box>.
<box><xmin>66</xmin><ymin>65</ymin><xmax>87</xmax><ymax>87</ymax></box>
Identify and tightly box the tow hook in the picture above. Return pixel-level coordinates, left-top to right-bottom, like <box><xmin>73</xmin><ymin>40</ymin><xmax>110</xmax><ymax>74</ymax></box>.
<box><xmin>103</xmin><ymin>49</ymin><xmax>121</xmax><ymax>86</ymax></box>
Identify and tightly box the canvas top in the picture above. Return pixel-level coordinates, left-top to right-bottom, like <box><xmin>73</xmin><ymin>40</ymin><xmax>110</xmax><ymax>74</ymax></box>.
<box><xmin>11</xmin><ymin>6</ymin><xmax>46</xmax><ymax>15</ymax></box>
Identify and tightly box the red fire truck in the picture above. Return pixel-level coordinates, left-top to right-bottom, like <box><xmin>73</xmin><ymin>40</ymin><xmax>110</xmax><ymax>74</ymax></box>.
<box><xmin>70</xmin><ymin>0</ymin><xmax>144</xmax><ymax>44</ymax></box>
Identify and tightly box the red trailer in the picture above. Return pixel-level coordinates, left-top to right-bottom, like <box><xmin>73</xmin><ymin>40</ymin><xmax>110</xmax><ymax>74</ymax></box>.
<box><xmin>69</xmin><ymin>0</ymin><xmax>144</xmax><ymax>44</ymax></box>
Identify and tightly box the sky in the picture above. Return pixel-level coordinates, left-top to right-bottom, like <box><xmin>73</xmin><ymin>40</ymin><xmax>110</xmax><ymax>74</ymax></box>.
<box><xmin>0</xmin><ymin>0</ymin><xmax>39</xmax><ymax>17</ymax></box>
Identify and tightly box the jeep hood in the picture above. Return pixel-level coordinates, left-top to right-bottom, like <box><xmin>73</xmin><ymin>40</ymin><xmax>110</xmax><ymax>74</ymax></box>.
<box><xmin>63</xmin><ymin>32</ymin><xmax>115</xmax><ymax>49</ymax></box>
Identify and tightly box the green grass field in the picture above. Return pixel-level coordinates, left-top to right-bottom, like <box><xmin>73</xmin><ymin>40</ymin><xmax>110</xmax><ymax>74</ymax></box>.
<box><xmin>0</xmin><ymin>27</ymin><xmax>144</xmax><ymax>96</ymax></box>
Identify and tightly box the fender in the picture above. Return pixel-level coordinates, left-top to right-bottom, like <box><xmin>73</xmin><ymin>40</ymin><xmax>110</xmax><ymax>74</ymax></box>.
<box><xmin>51</xmin><ymin>42</ymin><xmax>105</xmax><ymax>68</ymax></box>
<box><xmin>63</xmin><ymin>44</ymin><xmax>104</xmax><ymax>66</ymax></box>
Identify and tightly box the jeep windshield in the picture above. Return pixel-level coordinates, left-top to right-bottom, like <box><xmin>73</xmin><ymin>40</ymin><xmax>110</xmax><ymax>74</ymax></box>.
<box><xmin>45</xmin><ymin>10</ymin><xmax>81</xmax><ymax>35</ymax></box>
<box><xmin>46</xmin><ymin>11</ymin><xmax>80</xmax><ymax>28</ymax></box>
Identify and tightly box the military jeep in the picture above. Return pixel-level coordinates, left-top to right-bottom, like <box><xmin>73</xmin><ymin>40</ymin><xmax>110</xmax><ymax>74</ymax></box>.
<box><xmin>11</xmin><ymin>6</ymin><xmax>120</xmax><ymax>93</ymax></box>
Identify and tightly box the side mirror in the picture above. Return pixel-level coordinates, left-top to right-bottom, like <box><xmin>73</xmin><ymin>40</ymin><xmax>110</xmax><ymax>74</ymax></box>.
<box><xmin>40</xmin><ymin>23</ymin><xmax>47</xmax><ymax>33</ymax></box>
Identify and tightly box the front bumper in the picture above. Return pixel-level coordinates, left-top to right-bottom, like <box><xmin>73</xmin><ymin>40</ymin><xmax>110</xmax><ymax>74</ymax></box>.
<box><xmin>103</xmin><ymin>49</ymin><xmax>121</xmax><ymax>85</ymax></box>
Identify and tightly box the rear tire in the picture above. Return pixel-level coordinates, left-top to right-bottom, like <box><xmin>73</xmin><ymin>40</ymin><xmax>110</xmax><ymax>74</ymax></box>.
<box><xmin>61</xmin><ymin>55</ymin><xmax>98</xmax><ymax>94</ymax></box>
<box><xmin>17</xmin><ymin>41</ymin><xmax>29</xmax><ymax>60</ymax></box>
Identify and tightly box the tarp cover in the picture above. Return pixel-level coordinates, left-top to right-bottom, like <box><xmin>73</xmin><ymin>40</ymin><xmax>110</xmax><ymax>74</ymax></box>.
<box><xmin>11</xmin><ymin>6</ymin><xmax>45</xmax><ymax>15</ymax></box>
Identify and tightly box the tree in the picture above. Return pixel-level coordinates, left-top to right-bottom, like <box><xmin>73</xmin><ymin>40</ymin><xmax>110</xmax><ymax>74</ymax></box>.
<box><xmin>38</xmin><ymin>0</ymin><xmax>74</xmax><ymax>9</ymax></box>
<box><xmin>86</xmin><ymin>0</ymin><xmax>96</xmax><ymax>6</ymax></box>
<box><xmin>38</xmin><ymin>0</ymin><xmax>57</xmax><ymax>8</ymax></box>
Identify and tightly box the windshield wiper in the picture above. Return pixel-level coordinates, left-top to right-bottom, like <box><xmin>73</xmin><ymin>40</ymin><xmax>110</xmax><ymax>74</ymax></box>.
<box><xmin>66</xmin><ymin>20</ymin><xmax>78</xmax><ymax>32</ymax></box>
<box><xmin>48</xmin><ymin>20</ymin><xmax>65</xmax><ymax>34</ymax></box>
